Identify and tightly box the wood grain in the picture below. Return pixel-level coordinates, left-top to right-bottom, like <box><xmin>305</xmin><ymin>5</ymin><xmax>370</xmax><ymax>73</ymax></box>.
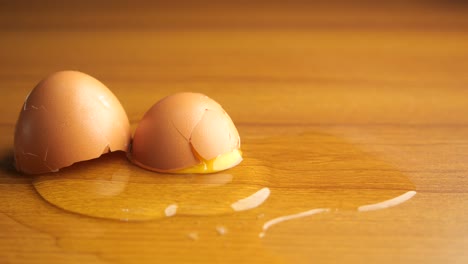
<box><xmin>1</xmin><ymin>1</ymin><xmax>467</xmax><ymax>263</ymax></box>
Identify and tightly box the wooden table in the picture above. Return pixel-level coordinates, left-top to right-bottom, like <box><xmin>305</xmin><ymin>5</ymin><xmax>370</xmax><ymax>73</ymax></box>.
<box><xmin>1</xmin><ymin>1</ymin><xmax>467</xmax><ymax>263</ymax></box>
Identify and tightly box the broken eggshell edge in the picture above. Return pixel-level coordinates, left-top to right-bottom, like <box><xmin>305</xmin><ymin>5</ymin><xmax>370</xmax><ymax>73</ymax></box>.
<box><xmin>13</xmin><ymin>71</ymin><xmax>131</xmax><ymax>174</ymax></box>
<box><xmin>130</xmin><ymin>92</ymin><xmax>241</xmax><ymax>173</ymax></box>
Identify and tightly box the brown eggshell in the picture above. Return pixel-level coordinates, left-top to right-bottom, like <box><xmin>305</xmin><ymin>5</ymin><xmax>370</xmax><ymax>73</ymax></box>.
<box><xmin>190</xmin><ymin>109</ymin><xmax>239</xmax><ymax>160</ymax></box>
<box><xmin>131</xmin><ymin>92</ymin><xmax>240</xmax><ymax>172</ymax></box>
<box><xmin>14</xmin><ymin>71</ymin><xmax>131</xmax><ymax>174</ymax></box>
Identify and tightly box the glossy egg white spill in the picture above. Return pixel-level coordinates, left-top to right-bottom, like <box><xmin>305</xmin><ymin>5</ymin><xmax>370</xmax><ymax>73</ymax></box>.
<box><xmin>32</xmin><ymin>132</ymin><xmax>417</xmax><ymax>238</ymax></box>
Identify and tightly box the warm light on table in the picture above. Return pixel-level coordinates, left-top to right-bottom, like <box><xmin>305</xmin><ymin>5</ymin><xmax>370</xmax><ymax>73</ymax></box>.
<box><xmin>1</xmin><ymin>1</ymin><xmax>467</xmax><ymax>263</ymax></box>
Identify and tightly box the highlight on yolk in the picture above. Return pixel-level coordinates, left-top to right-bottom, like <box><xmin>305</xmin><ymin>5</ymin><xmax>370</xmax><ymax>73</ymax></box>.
<box><xmin>174</xmin><ymin>149</ymin><xmax>243</xmax><ymax>174</ymax></box>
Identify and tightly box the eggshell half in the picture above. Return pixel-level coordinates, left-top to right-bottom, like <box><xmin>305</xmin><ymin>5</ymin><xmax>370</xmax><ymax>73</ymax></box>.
<box><xmin>131</xmin><ymin>92</ymin><xmax>241</xmax><ymax>172</ymax></box>
<box><xmin>14</xmin><ymin>71</ymin><xmax>131</xmax><ymax>174</ymax></box>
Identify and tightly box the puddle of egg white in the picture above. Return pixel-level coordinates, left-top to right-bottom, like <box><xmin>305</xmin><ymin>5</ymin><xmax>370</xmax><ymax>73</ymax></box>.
<box><xmin>32</xmin><ymin>132</ymin><xmax>417</xmax><ymax>237</ymax></box>
<box><xmin>33</xmin><ymin>152</ymin><xmax>269</xmax><ymax>221</ymax></box>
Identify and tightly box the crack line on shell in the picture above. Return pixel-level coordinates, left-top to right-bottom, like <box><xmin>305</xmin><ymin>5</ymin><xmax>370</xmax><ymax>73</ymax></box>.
<box><xmin>174</xmin><ymin>107</ymin><xmax>210</xmax><ymax>142</ymax></box>
<box><xmin>23</xmin><ymin>104</ymin><xmax>48</xmax><ymax>112</ymax></box>
<box><xmin>188</xmin><ymin>141</ymin><xmax>205</xmax><ymax>165</ymax></box>
<box><xmin>21</xmin><ymin>148</ymin><xmax>58</xmax><ymax>173</ymax></box>
<box><xmin>188</xmin><ymin>109</ymin><xmax>209</xmax><ymax>160</ymax></box>
<box><xmin>42</xmin><ymin>161</ymin><xmax>58</xmax><ymax>172</ymax></box>
<box><xmin>171</xmin><ymin>120</ymin><xmax>189</xmax><ymax>142</ymax></box>
<box><xmin>189</xmin><ymin>108</ymin><xmax>240</xmax><ymax>161</ymax></box>
<box><xmin>43</xmin><ymin>146</ymin><xmax>49</xmax><ymax>161</ymax></box>
<box><xmin>188</xmin><ymin>109</ymin><xmax>209</xmax><ymax>142</ymax></box>
<box><xmin>22</xmin><ymin>149</ymin><xmax>39</xmax><ymax>158</ymax></box>
<box><xmin>186</xmin><ymin>109</ymin><xmax>211</xmax><ymax>164</ymax></box>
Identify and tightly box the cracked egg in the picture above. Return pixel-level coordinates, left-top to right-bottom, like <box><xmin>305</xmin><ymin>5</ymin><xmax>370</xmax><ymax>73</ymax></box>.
<box><xmin>130</xmin><ymin>92</ymin><xmax>242</xmax><ymax>173</ymax></box>
<box><xmin>14</xmin><ymin>71</ymin><xmax>131</xmax><ymax>174</ymax></box>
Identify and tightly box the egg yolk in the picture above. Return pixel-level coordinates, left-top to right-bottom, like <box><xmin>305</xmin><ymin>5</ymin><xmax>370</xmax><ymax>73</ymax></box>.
<box><xmin>174</xmin><ymin>149</ymin><xmax>242</xmax><ymax>174</ymax></box>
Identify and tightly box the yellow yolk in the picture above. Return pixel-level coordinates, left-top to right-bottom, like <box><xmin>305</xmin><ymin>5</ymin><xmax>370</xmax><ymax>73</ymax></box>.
<box><xmin>174</xmin><ymin>149</ymin><xmax>242</xmax><ymax>174</ymax></box>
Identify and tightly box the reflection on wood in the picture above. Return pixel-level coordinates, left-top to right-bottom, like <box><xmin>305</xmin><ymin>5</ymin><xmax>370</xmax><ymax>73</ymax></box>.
<box><xmin>1</xmin><ymin>1</ymin><xmax>468</xmax><ymax>263</ymax></box>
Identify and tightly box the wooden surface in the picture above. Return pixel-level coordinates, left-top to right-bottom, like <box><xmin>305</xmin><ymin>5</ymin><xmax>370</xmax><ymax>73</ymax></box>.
<box><xmin>1</xmin><ymin>1</ymin><xmax>468</xmax><ymax>263</ymax></box>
